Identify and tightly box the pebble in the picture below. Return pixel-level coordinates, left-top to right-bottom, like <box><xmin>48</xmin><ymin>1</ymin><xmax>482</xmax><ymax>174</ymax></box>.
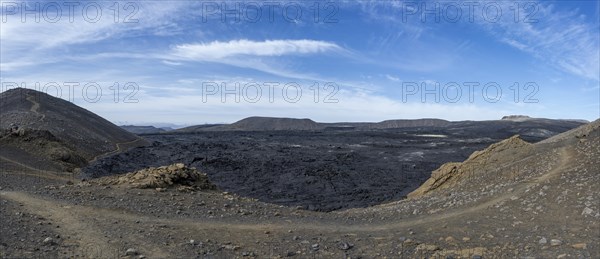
<box><xmin>42</xmin><ymin>237</ymin><xmax>54</xmax><ymax>245</ymax></box>
<box><xmin>538</xmin><ymin>237</ymin><xmax>547</xmax><ymax>245</ymax></box>
<box><xmin>338</xmin><ymin>242</ymin><xmax>354</xmax><ymax>250</ymax></box>
<box><xmin>125</xmin><ymin>248</ymin><xmax>138</xmax><ymax>256</ymax></box>
<box><xmin>582</xmin><ymin>207</ymin><xmax>593</xmax><ymax>216</ymax></box>
<box><xmin>415</xmin><ymin>244</ymin><xmax>438</xmax><ymax>251</ymax></box>
<box><xmin>550</xmin><ymin>239</ymin><xmax>562</xmax><ymax>246</ymax></box>
<box><xmin>311</xmin><ymin>244</ymin><xmax>319</xmax><ymax>250</ymax></box>
<box><xmin>572</xmin><ymin>243</ymin><xmax>587</xmax><ymax>249</ymax></box>
<box><xmin>223</xmin><ymin>245</ymin><xmax>240</xmax><ymax>250</ymax></box>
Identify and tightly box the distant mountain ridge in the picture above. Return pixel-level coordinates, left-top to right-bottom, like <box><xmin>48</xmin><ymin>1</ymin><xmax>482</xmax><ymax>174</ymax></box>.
<box><xmin>120</xmin><ymin>125</ymin><xmax>168</xmax><ymax>135</ymax></box>
<box><xmin>175</xmin><ymin>116</ymin><xmax>585</xmax><ymax>138</ymax></box>
<box><xmin>176</xmin><ymin>117</ymin><xmax>320</xmax><ymax>132</ymax></box>
<box><xmin>230</xmin><ymin>116</ymin><xmax>320</xmax><ymax>131</ymax></box>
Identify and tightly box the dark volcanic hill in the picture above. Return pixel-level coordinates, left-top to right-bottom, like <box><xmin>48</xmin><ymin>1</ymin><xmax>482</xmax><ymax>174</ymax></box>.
<box><xmin>175</xmin><ymin>124</ymin><xmax>226</xmax><ymax>133</ymax></box>
<box><xmin>229</xmin><ymin>116</ymin><xmax>320</xmax><ymax>130</ymax></box>
<box><xmin>0</xmin><ymin>88</ymin><xmax>147</xmax><ymax>164</ymax></box>
<box><xmin>120</xmin><ymin>125</ymin><xmax>167</xmax><ymax>135</ymax></box>
<box><xmin>179</xmin><ymin>117</ymin><xmax>320</xmax><ymax>132</ymax></box>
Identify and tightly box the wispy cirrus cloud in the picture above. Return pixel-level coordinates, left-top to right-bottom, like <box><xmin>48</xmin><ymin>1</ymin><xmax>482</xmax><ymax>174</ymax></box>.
<box><xmin>163</xmin><ymin>39</ymin><xmax>372</xmax><ymax>91</ymax></box>
<box><xmin>171</xmin><ymin>39</ymin><xmax>343</xmax><ymax>60</ymax></box>
<box><xmin>355</xmin><ymin>0</ymin><xmax>599</xmax><ymax>81</ymax></box>
<box><xmin>474</xmin><ymin>1</ymin><xmax>599</xmax><ymax>81</ymax></box>
<box><xmin>0</xmin><ymin>1</ymin><xmax>190</xmax><ymax>71</ymax></box>
<box><xmin>385</xmin><ymin>74</ymin><xmax>401</xmax><ymax>82</ymax></box>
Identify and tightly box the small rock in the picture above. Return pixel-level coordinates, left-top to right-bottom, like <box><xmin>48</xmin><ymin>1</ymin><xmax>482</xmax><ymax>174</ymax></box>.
<box><xmin>286</xmin><ymin>251</ymin><xmax>296</xmax><ymax>256</ymax></box>
<box><xmin>462</xmin><ymin>237</ymin><xmax>471</xmax><ymax>242</ymax></box>
<box><xmin>572</xmin><ymin>243</ymin><xmax>587</xmax><ymax>249</ymax></box>
<box><xmin>338</xmin><ymin>242</ymin><xmax>354</xmax><ymax>250</ymax></box>
<box><xmin>582</xmin><ymin>207</ymin><xmax>593</xmax><ymax>216</ymax></box>
<box><xmin>550</xmin><ymin>239</ymin><xmax>562</xmax><ymax>246</ymax></box>
<box><xmin>223</xmin><ymin>244</ymin><xmax>240</xmax><ymax>250</ymax></box>
<box><xmin>539</xmin><ymin>237</ymin><xmax>547</xmax><ymax>245</ymax></box>
<box><xmin>42</xmin><ymin>237</ymin><xmax>54</xmax><ymax>245</ymax></box>
<box><xmin>445</xmin><ymin>236</ymin><xmax>455</xmax><ymax>243</ymax></box>
<box><xmin>557</xmin><ymin>254</ymin><xmax>567</xmax><ymax>259</ymax></box>
<box><xmin>292</xmin><ymin>236</ymin><xmax>299</xmax><ymax>241</ymax></box>
<box><xmin>189</xmin><ymin>240</ymin><xmax>196</xmax><ymax>245</ymax></box>
<box><xmin>311</xmin><ymin>244</ymin><xmax>319</xmax><ymax>250</ymax></box>
<box><xmin>416</xmin><ymin>244</ymin><xmax>439</xmax><ymax>251</ymax></box>
<box><xmin>125</xmin><ymin>248</ymin><xmax>138</xmax><ymax>256</ymax></box>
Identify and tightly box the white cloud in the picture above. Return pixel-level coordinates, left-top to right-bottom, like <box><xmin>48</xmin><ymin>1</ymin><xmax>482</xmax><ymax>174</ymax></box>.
<box><xmin>501</xmin><ymin>38</ymin><xmax>528</xmax><ymax>51</ymax></box>
<box><xmin>385</xmin><ymin>74</ymin><xmax>401</xmax><ymax>82</ymax></box>
<box><xmin>357</xmin><ymin>1</ymin><xmax>599</xmax><ymax>80</ymax></box>
<box><xmin>0</xmin><ymin>1</ymin><xmax>190</xmax><ymax>71</ymax></box>
<box><xmin>162</xmin><ymin>60</ymin><xmax>182</xmax><ymax>66</ymax></box>
<box><xmin>477</xmin><ymin>2</ymin><xmax>599</xmax><ymax>81</ymax></box>
<box><xmin>171</xmin><ymin>39</ymin><xmax>342</xmax><ymax>60</ymax></box>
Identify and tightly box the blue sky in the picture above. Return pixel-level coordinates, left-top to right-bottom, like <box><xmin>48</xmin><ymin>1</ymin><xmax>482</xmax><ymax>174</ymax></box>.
<box><xmin>1</xmin><ymin>1</ymin><xmax>598</xmax><ymax>126</ymax></box>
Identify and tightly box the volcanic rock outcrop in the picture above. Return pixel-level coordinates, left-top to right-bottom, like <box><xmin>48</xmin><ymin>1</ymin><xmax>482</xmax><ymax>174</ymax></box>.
<box><xmin>90</xmin><ymin>163</ymin><xmax>216</xmax><ymax>190</ymax></box>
